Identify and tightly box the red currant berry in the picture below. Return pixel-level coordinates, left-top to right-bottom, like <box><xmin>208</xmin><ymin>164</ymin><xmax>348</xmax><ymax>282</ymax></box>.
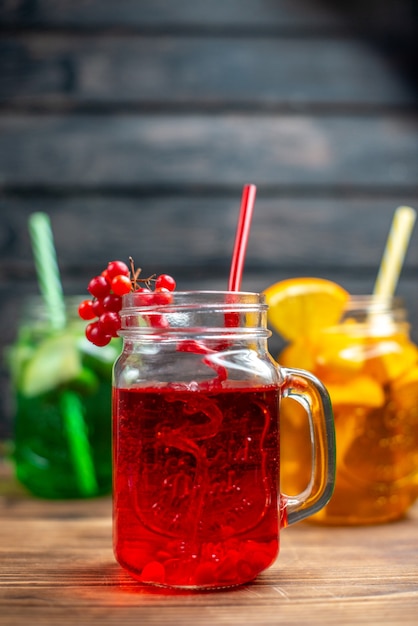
<box><xmin>92</xmin><ymin>298</ymin><xmax>105</xmax><ymax>317</ymax></box>
<box><xmin>99</xmin><ymin>311</ymin><xmax>121</xmax><ymax>337</ymax></box>
<box><xmin>148</xmin><ymin>313</ymin><xmax>170</xmax><ymax>328</ymax></box>
<box><xmin>102</xmin><ymin>293</ymin><xmax>123</xmax><ymax>312</ymax></box>
<box><xmin>78</xmin><ymin>299</ymin><xmax>96</xmax><ymax>320</ymax></box>
<box><xmin>107</xmin><ymin>260</ymin><xmax>130</xmax><ymax>280</ymax></box>
<box><xmin>88</xmin><ymin>275</ymin><xmax>111</xmax><ymax>299</ymax></box>
<box><xmin>101</xmin><ymin>268</ymin><xmax>111</xmax><ymax>284</ymax></box>
<box><xmin>155</xmin><ymin>274</ymin><xmax>176</xmax><ymax>292</ymax></box>
<box><xmin>111</xmin><ymin>274</ymin><xmax>132</xmax><ymax>296</ymax></box>
<box><xmin>85</xmin><ymin>321</ymin><xmax>112</xmax><ymax>347</ymax></box>
<box><xmin>153</xmin><ymin>288</ymin><xmax>173</xmax><ymax>305</ymax></box>
<box><xmin>133</xmin><ymin>288</ymin><xmax>155</xmax><ymax>306</ymax></box>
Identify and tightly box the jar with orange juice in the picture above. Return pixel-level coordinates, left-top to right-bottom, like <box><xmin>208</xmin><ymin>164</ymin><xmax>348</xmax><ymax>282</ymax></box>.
<box><xmin>264</xmin><ymin>278</ymin><xmax>418</xmax><ymax>525</ymax></box>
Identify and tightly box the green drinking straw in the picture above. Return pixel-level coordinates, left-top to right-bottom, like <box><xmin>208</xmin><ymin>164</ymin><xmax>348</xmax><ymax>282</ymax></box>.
<box><xmin>59</xmin><ymin>391</ymin><xmax>98</xmax><ymax>496</ymax></box>
<box><xmin>28</xmin><ymin>213</ymin><xmax>67</xmax><ymax>331</ymax></box>
<box><xmin>28</xmin><ymin>212</ymin><xmax>98</xmax><ymax>496</ymax></box>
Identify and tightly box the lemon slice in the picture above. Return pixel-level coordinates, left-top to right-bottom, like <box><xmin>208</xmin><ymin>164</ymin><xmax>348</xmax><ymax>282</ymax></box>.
<box><xmin>263</xmin><ymin>277</ymin><xmax>349</xmax><ymax>342</ymax></box>
<box><xmin>20</xmin><ymin>332</ymin><xmax>82</xmax><ymax>397</ymax></box>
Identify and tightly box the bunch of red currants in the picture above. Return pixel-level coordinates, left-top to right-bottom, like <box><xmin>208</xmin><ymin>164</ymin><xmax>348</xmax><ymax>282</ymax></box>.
<box><xmin>78</xmin><ymin>259</ymin><xmax>176</xmax><ymax>346</ymax></box>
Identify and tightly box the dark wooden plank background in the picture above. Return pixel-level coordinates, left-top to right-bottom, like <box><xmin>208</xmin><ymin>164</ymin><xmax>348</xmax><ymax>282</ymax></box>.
<box><xmin>0</xmin><ymin>0</ymin><xmax>417</xmax><ymax>438</ymax></box>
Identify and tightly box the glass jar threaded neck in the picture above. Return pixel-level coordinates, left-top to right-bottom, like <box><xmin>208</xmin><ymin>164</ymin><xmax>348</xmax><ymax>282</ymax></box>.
<box><xmin>119</xmin><ymin>290</ymin><xmax>271</xmax><ymax>341</ymax></box>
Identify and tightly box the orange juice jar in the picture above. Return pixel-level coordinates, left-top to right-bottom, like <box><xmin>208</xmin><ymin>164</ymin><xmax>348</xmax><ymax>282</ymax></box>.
<box><xmin>279</xmin><ymin>295</ymin><xmax>418</xmax><ymax>525</ymax></box>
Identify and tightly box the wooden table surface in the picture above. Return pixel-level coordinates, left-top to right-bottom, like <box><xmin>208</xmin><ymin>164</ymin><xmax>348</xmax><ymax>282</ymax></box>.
<box><xmin>1</xmin><ymin>464</ymin><xmax>417</xmax><ymax>626</ymax></box>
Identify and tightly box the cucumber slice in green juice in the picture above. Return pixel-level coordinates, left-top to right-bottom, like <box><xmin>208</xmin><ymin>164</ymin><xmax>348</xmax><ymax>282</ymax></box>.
<box><xmin>6</xmin><ymin>343</ymin><xmax>35</xmax><ymax>387</ymax></box>
<box><xmin>20</xmin><ymin>332</ymin><xmax>82</xmax><ymax>397</ymax></box>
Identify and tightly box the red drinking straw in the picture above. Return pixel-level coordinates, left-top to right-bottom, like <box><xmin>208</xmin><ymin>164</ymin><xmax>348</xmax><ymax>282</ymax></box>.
<box><xmin>228</xmin><ymin>184</ymin><xmax>257</xmax><ymax>291</ymax></box>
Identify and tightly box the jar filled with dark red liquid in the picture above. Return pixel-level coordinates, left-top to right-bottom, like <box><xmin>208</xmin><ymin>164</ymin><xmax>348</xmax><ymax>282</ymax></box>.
<box><xmin>113</xmin><ymin>291</ymin><xmax>335</xmax><ymax>589</ymax></box>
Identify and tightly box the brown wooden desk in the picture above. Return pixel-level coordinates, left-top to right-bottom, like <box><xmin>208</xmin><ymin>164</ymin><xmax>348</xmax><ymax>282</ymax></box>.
<box><xmin>1</xmin><ymin>466</ymin><xmax>417</xmax><ymax>626</ymax></box>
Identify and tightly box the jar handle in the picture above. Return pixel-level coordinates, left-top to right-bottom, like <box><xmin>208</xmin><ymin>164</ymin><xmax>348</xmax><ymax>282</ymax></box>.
<box><xmin>279</xmin><ymin>367</ymin><xmax>336</xmax><ymax>527</ymax></box>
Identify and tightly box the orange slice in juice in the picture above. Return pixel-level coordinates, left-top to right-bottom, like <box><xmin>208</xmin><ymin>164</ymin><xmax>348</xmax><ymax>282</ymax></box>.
<box><xmin>326</xmin><ymin>375</ymin><xmax>384</xmax><ymax>408</ymax></box>
<box><xmin>315</xmin><ymin>325</ymin><xmax>365</xmax><ymax>382</ymax></box>
<box><xmin>391</xmin><ymin>365</ymin><xmax>418</xmax><ymax>411</ymax></box>
<box><xmin>363</xmin><ymin>335</ymin><xmax>418</xmax><ymax>384</ymax></box>
<box><xmin>392</xmin><ymin>364</ymin><xmax>418</xmax><ymax>390</ymax></box>
<box><xmin>263</xmin><ymin>277</ymin><xmax>349</xmax><ymax>342</ymax></box>
<box><xmin>278</xmin><ymin>339</ymin><xmax>317</xmax><ymax>371</ymax></box>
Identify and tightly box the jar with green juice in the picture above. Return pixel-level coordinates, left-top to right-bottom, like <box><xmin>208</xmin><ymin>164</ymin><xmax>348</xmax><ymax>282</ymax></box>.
<box><xmin>8</xmin><ymin>297</ymin><xmax>119</xmax><ymax>499</ymax></box>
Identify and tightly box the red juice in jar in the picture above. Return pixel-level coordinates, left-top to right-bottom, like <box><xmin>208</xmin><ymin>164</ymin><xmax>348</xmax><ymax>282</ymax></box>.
<box><xmin>113</xmin><ymin>383</ymin><xmax>280</xmax><ymax>589</ymax></box>
<box><xmin>111</xmin><ymin>289</ymin><xmax>336</xmax><ymax>589</ymax></box>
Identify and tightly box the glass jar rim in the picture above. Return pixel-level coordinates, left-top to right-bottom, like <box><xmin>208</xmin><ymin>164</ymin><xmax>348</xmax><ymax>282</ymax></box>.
<box><xmin>323</xmin><ymin>293</ymin><xmax>408</xmax><ymax>333</ymax></box>
<box><xmin>122</xmin><ymin>289</ymin><xmax>265</xmax><ymax>302</ymax></box>
<box><xmin>119</xmin><ymin>290</ymin><xmax>270</xmax><ymax>338</ymax></box>
<box><xmin>343</xmin><ymin>294</ymin><xmax>405</xmax><ymax>313</ymax></box>
<box><xmin>121</xmin><ymin>290</ymin><xmax>268</xmax><ymax>313</ymax></box>
<box><xmin>345</xmin><ymin>294</ymin><xmax>404</xmax><ymax>304</ymax></box>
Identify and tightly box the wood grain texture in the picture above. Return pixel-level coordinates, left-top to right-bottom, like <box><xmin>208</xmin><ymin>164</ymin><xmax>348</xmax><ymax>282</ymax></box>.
<box><xmin>0</xmin><ymin>0</ymin><xmax>345</xmax><ymax>30</ymax></box>
<box><xmin>1</xmin><ymin>114</ymin><xmax>418</xmax><ymax>188</ymax></box>
<box><xmin>2</xmin><ymin>196</ymin><xmax>418</xmax><ymax>270</ymax></box>
<box><xmin>0</xmin><ymin>481</ymin><xmax>417</xmax><ymax>626</ymax></box>
<box><xmin>1</xmin><ymin>35</ymin><xmax>414</xmax><ymax>108</ymax></box>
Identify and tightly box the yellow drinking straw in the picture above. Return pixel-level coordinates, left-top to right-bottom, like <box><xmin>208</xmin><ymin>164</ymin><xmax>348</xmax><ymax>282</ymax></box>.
<box><xmin>373</xmin><ymin>206</ymin><xmax>416</xmax><ymax>298</ymax></box>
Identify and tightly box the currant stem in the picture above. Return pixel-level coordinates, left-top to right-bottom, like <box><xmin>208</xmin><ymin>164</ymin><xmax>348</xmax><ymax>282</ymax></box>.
<box><xmin>128</xmin><ymin>256</ymin><xmax>156</xmax><ymax>291</ymax></box>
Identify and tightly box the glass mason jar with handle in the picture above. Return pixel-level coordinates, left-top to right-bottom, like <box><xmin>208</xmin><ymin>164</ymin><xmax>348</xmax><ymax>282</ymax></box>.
<box><xmin>280</xmin><ymin>295</ymin><xmax>418</xmax><ymax>525</ymax></box>
<box><xmin>112</xmin><ymin>290</ymin><xmax>336</xmax><ymax>589</ymax></box>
